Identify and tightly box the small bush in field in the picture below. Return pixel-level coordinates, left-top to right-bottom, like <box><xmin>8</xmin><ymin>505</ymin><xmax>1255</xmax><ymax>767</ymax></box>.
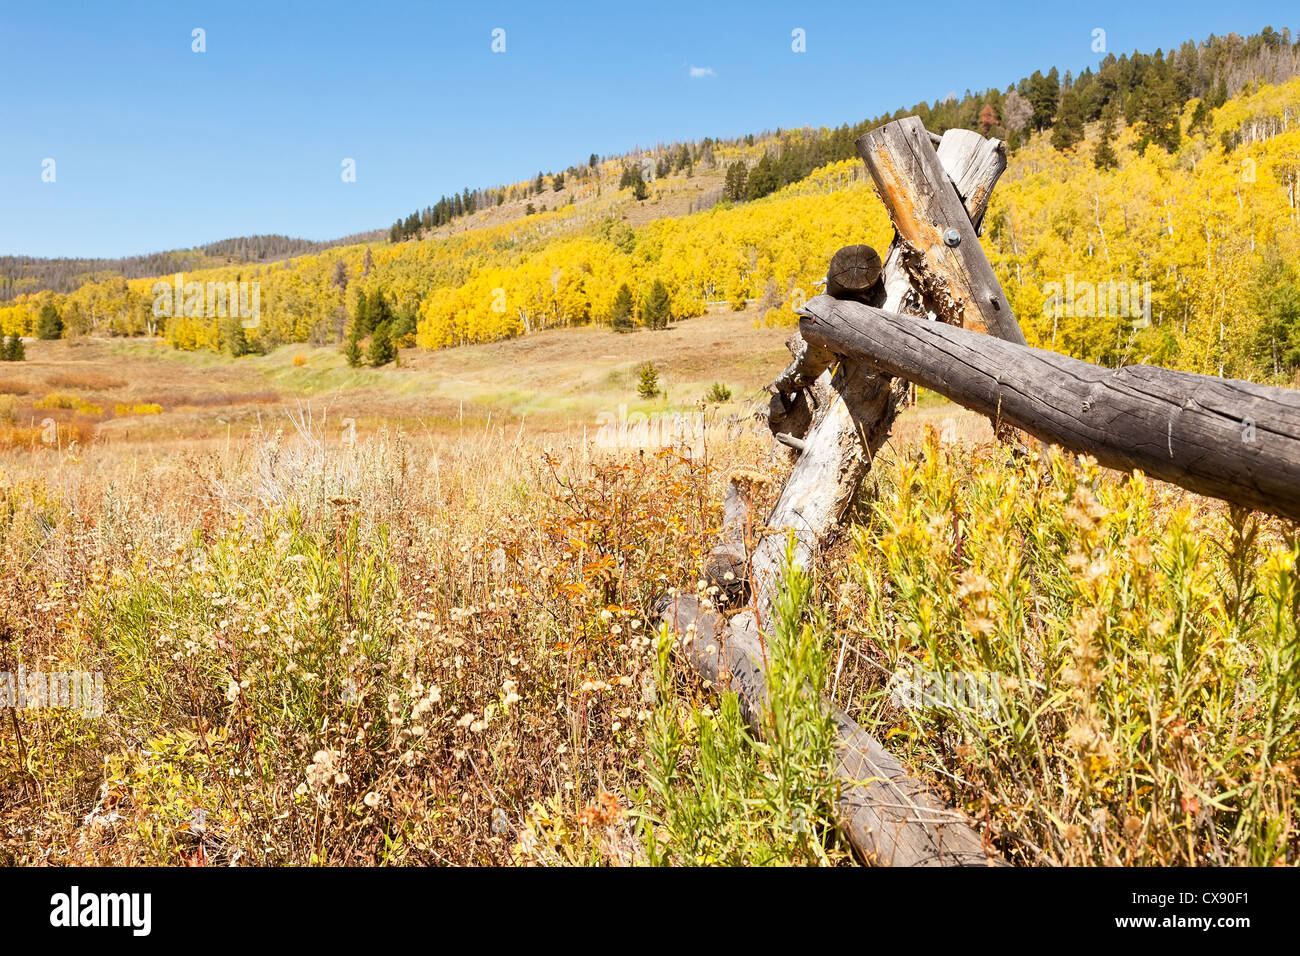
<box><xmin>2</xmin><ymin>331</ymin><xmax>24</xmax><ymax>361</ymax></box>
<box><xmin>636</xmin><ymin>363</ymin><xmax>659</xmax><ymax>398</ymax></box>
<box><xmin>704</xmin><ymin>382</ymin><xmax>731</xmax><ymax>404</ymax></box>
<box><xmin>34</xmin><ymin>392</ymin><xmax>79</xmax><ymax>410</ymax></box>
<box><xmin>343</xmin><ymin>335</ymin><xmax>363</xmax><ymax>368</ymax></box>
<box><xmin>115</xmin><ymin>402</ymin><xmax>163</xmax><ymax>416</ymax></box>
<box><xmin>35</xmin><ymin>392</ymin><xmax>102</xmax><ymax>415</ymax></box>
<box><xmin>367</xmin><ymin>323</ymin><xmax>396</xmax><ymax>366</ymax></box>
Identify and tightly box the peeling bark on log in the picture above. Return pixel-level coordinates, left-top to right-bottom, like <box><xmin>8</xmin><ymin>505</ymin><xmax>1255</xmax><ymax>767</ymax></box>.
<box><xmin>769</xmin><ymin>328</ymin><xmax>837</xmax><ymax>397</ymax></box>
<box><xmin>858</xmin><ymin>117</ymin><xmax>1026</xmax><ymax>345</ymax></box>
<box><xmin>749</xmin><ymin>360</ymin><xmax>898</xmax><ymax>625</ymax></box>
<box><xmin>876</xmin><ymin>128</ymin><xmax>1012</xmax><ymax>323</ymax></box>
<box><xmin>799</xmin><ymin>297</ymin><xmax>1300</xmax><ymax>523</ymax></box>
<box><xmin>766</xmin><ymin>388</ymin><xmax>815</xmax><ymax>447</ymax></box>
<box><xmin>765</xmin><ymin>330</ymin><xmax>838</xmax><ymax>456</ymax></box>
<box><xmin>656</xmin><ymin>593</ymin><xmax>1000</xmax><ymax>866</ymax></box>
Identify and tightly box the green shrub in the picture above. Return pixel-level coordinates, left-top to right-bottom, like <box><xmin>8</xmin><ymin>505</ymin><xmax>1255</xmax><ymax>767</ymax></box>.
<box><xmin>642</xmin><ymin>280</ymin><xmax>671</xmax><ymax>330</ymax></box>
<box><xmin>643</xmin><ymin>546</ymin><xmax>844</xmax><ymax>865</ymax></box>
<box><xmin>636</xmin><ymin>362</ymin><xmax>659</xmax><ymax>398</ymax></box>
<box><xmin>343</xmin><ymin>335</ymin><xmax>363</xmax><ymax>368</ymax></box>
<box><xmin>611</xmin><ymin>283</ymin><xmax>636</xmax><ymax>333</ymax></box>
<box><xmin>1</xmin><ymin>331</ymin><xmax>24</xmax><ymax>361</ymax></box>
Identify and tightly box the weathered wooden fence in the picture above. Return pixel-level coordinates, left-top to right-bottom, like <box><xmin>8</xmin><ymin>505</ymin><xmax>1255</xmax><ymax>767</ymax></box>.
<box><xmin>655</xmin><ymin>115</ymin><xmax>1300</xmax><ymax>866</ymax></box>
<box><xmin>799</xmin><ymin>298</ymin><xmax>1300</xmax><ymax>521</ymax></box>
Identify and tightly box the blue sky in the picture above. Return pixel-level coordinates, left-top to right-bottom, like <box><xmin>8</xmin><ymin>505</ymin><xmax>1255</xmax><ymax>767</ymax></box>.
<box><xmin>1</xmin><ymin>0</ymin><xmax>1295</xmax><ymax>258</ymax></box>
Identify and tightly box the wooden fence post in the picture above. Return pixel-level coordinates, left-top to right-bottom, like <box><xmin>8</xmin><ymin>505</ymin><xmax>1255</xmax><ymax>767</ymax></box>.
<box><xmin>750</xmin><ymin>120</ymin><xmax>1021</xmax><ymax>628</ymax></box>
<box><xmin>658</xmin><ymin>119</ymin><xmax>1025</xmax><ymax>866</ymax></box>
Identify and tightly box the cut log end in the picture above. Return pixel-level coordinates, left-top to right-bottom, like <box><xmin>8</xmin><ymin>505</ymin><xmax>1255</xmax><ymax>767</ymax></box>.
<box><xmin>826</xmin><ymin>244</ymin><xmax>883</xmax><ymax>301</ymax></box>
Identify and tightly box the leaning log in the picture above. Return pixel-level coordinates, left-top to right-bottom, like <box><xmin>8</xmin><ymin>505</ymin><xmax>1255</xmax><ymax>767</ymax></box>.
<box><xmin>799</xmin><ymin>296</ymin><xmax>1300</xmax><ymax>523</ymax></box>
<box><xmin>858</xmin><ymin>117</ymin><xmax>1025</xmax><ymax>344</ymax></box>
<box><xmin>657</xmin><ymin>593</ymin><xmax>1000</xmax><ymax>866</ymax></box>
<box><xmin>765</xmin><ymin>331</ymin><xmax>837</xmax><ymax>445</ymax></box>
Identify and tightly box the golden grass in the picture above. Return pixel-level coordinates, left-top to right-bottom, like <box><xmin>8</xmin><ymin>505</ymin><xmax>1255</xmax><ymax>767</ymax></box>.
<box><xmin>0</xmin><ymin>411</ymin><xmax>774</xmax><ymax>864</ymax></box>
<box><xmin>1</xmin><ymin>331</ymin><xmax>1293</xmax><ymax>867</ymax></box>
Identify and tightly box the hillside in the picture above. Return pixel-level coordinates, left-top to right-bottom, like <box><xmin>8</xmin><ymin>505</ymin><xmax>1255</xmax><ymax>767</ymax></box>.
<box><xmin>0</xmin><ymin>309</ymin><xmax>802</xmax><ymax>449</ymax></box>
<box><xmin>2</xmin><ymin>48</ymin><xmax>1300</xmax><ymax>389</ymax></box>
<box><xmin>6</xmin><ymin>29</ymin><xmax>1300</xmax><ymax>368</ymax></box>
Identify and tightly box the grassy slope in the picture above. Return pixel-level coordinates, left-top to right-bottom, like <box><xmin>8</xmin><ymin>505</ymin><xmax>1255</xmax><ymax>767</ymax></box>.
<box><xmin>2</xmin><ymin>307</ymin><xmax>798</xmax><ymax>441</ymax></box>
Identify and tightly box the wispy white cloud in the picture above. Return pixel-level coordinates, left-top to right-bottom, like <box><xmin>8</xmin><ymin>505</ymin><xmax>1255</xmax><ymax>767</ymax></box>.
<box><xmin>688</xmin><ymin>66</ymin><xmax>716</xmax><ymax>78</ymax></box>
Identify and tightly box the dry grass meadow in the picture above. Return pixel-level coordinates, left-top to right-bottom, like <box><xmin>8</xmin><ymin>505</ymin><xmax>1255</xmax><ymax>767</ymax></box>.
<box><xmin>1</xmin><ymin>314</ymin><xmax>1295</xmax><ymax>866</ymax></box>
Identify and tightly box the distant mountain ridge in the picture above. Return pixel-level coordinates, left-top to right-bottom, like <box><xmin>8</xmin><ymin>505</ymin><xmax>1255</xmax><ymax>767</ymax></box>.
<box><xmin>0</xmin><ymin>231</ymin><xmax>385</xmax><ymax>302</ymax></box>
